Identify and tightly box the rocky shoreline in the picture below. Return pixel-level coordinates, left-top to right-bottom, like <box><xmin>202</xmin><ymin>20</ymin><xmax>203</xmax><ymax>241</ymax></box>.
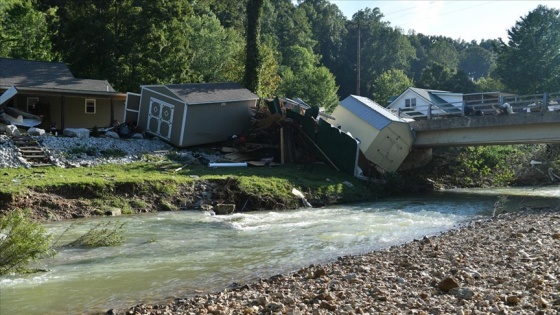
<box><xmin>115</xmin><ymin>208</ymin><xmax>560</xmax><ymax>315</ymax></box>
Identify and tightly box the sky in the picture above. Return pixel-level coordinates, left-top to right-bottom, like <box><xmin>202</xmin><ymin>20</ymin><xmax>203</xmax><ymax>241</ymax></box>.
<box><xmin>328</xmin><ymin>1</ymin><xmax>560</xmax><ymax>42</ymax></box>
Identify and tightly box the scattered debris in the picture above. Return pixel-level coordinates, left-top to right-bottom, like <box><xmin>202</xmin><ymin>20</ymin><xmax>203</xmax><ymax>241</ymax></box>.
<box><xmin>547</xmin><ymin>167</ymin><xmax>560</xmax><ymax>182</ymax></box>
<box><xmin>291</xmin><ymin>188</ymin><xmax>312</xmax><ymax>208</ymax></box>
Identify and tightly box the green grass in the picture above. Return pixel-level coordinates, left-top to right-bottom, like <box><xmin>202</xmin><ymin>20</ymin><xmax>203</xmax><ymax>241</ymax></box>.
<box><xmin>0</xmin><ymin>162</ymin><xmax>380</xmax><ymax>206</ymax></box>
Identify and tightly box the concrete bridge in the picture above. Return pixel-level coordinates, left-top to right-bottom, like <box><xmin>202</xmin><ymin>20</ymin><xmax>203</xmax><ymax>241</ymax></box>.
<box><xmin>411</xmin><ymin>110</ymin><xmax>560</xmax><ymax>148</ymax></box>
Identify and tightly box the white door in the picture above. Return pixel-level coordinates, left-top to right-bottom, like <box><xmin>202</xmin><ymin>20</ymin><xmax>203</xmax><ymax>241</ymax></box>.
<box><xmin>148</xmin><ymin>97</ymin><xmax>174</xmax><ymax>140</ymax></box>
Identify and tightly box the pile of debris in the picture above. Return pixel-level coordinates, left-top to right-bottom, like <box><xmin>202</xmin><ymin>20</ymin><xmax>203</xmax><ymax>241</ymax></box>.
<box><xmin>209</xmin><ymin>97</ymin><xmax>358</xmax><ymax>176</ymax></box>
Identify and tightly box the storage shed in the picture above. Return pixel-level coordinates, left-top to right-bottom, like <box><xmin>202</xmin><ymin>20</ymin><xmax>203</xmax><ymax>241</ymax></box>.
<box><xmin>125</xmin><ymin>83</ymin><xmax>258</xmax><ymax>147</ymax></box>
<box><xmin>330</xmin><ymin>95</ymin><xmax>415</xmax><ymax>172</ymax></box>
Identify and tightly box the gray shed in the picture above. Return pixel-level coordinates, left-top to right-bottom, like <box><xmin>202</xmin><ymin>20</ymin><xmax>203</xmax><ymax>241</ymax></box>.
<box><xmin>125</xmin><ymin>82</ymin><xmax>258</xmax><ymax>147</ymax></box>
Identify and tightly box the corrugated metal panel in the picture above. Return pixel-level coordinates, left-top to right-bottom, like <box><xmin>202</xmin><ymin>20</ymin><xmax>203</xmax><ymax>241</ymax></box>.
<box><xmin>340</xmin><ymin>95</ymin><xmax>405</xmax><ymax>130</ymax></box>
<box><xmin>316</xmin><ymin>119</ymin><xmax>359</xmax><ymax>175</ymax></box>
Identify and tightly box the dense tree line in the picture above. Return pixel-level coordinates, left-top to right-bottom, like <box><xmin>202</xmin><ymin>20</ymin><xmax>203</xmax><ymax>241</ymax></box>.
<box><xmin>1</xmin><ymin>0</ymin><xmax>559</xmax><ymax>112</ymax></box>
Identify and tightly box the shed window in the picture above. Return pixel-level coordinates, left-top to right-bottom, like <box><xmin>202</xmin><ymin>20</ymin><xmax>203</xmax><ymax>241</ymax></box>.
<box><xmin>405</xmin><ymin>98</ymin><xmax>416</xmax><ymax>108</ymax></box>
<box><xmin>85</xmin><ymin>99</ymin><xmax>96</xmax><ymax>114</ymax></box>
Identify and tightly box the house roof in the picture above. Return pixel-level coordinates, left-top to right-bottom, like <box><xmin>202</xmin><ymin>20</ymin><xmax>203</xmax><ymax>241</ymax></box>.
<box><xmin>0</xmin><ymin>58</ymin><xmax>121</xmax><ymax>95</ymax></box>
<box><xmin>408</xmin><ymin>87</ymin><xmax>457</xmax><ymax>106</ymax></box>
<box><xmin>160</xmin><ymin>83</ymin><xmax>258</xmax><ymax>104</ymax></box>
<box><xmin>340</xmin><ymin>95</ymin><xmax>406</xmax><ymax>130</ymax></box>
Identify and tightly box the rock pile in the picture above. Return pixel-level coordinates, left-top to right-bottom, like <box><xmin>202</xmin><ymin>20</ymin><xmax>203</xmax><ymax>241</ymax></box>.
<box><xmin>0</xmin><ymin>133</ymin><xmax>222</xmax><ymax>168</ymax></box>
<box><xmin>118</xmin><ymin>209</ymin><xmax>560</xmax><ymax>314</ymax></box>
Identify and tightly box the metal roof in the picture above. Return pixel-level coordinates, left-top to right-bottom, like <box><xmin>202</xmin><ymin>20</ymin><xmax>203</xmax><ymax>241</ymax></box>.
<box><xmin>161</xmin><ymin>82</ymin><xmax>258</xmax><ymax>105</ymax></box>
<box><xmin>0</xmin><ymin>58</ymin><xmax>118</xmax><ymax>94</ymax></box>
<box><xmin>340</xmin><ymin>95</ymin><xmax>406</xmax><ymax>130</ymax></box>
<box><xmin>409</xmin><ymin>87</ymin><xmax>455</xmax><ymax>105</ymax></box>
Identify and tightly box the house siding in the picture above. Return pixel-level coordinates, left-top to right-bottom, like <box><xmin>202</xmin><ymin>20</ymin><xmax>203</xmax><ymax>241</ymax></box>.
<box><xmin>7</xmin><ymin>93</ymin><xmax>123</xmax><ymax>129</ymax></box>
<box><xmin>63</xmin><ymin>97</ymin><xmax>113</xmax><ymax>128</ymax></box>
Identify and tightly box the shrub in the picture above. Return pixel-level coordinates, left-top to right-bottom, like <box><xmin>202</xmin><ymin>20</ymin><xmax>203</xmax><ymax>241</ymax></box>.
<box><xmin>0</xmin><ymin>209</ymin><xmax>53</xmax><ymax>275</ymax></box>
<box><xmin>66</xmin><ymin>221</ymin><xmax>125</xmax><ymax>247</ymax></box>
<box><xmin>454</xmin><ymin>146</ymin><xmax>522</xmax><ymax>187</ymax></box>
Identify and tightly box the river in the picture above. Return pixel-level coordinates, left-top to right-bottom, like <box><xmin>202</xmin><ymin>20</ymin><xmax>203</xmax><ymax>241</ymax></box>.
<box><xmin>1</xmin><ymin>187</ymin><xmax>558</xmax><ymax>314</ymax></box>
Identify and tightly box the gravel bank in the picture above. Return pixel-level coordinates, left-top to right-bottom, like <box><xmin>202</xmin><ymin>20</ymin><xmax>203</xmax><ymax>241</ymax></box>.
<box><xmin>0</xmin><ymin>134</ymin><xmax>221</xmax><ymax>168</ymax></box>
<box><xmin>117</xmin><ymin>208</ymin><xmax>560</xmax><ymax>315</ymax></box>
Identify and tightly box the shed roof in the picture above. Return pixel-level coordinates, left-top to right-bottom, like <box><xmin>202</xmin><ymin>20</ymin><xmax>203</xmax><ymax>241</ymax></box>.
<box><xmin>160</xmin><ymin>83</ymin><xmax>258</xmax><ymax>105</ymax></box>
<box><xmin>0</xmin><ymin>58</ymin><xmax>118</xmax><ymax>94</ymax></box>
<box><xmin>340</xmin><ymin>95</ymin><xmax>406</xmax><ymax>130</ymax></box>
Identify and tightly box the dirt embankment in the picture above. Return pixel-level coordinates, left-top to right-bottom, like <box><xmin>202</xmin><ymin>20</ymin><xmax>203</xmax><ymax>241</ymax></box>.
<box><xmin>1</xmin><ymin>178</ymin><xmax>317</xmax><ymax>221</ymax></box>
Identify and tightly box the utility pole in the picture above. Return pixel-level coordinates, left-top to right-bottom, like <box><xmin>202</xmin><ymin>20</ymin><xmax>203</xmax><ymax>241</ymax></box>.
<box><xmin>356</xmin><ymin>17</ymin><xmax>361</xmax><ymax>96</ymax></box>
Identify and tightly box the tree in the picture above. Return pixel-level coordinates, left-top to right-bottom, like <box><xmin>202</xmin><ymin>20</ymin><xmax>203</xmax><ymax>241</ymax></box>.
<box><xmin>184</xmin><ymin>14</ymin><xmax>245</xmax><ymax>83</ymax></box>
<box><xmin>278</xmin><ymin>46</ymin><xmax>339</xmax><ymax>112</ymax></box>
<box><xmin>244</xmin><ymin>0</ymin><xmax>264</xmax><ymax>92</ymax></box>
<box><xmin>459</xmin><ymin>45</ymin><xmax>495</xmax><ymax>80</ymax></box>
<box><xmin>0</xmin><ymin>0</ymin><xmax>57</xmax><ymax>61</ymax></box>
<box><xmin>417</xmin><ymin>63</ymin><xmax>477</xmax><ymax>93</ymax></box>
<box><xmin>261</xmin><ymin>0</ymin><xmax>316</xmax><ymax>61</ymax></box>
<box><xmin>342</xmin><ymin>8</ymin><xmax>415</xmax><ymax>98</ymax></box>
<box><xmin>256</xmin><ymin>43</ymin><xmax>282</xmax><ymax>99</ymax></box>
<box><xmin>476</xmin><ymin>76</ymin><xmax>506</xmax><ymax>92</ymax></box>
<box><xmin>428</xmin><ymin>40</ymin><xmax>459</xmax><ymax>70</ymax></box>
<box><xmin>297</xmin><ymin>0</ymin><xmax>347</xmax><ymax>76</ymax></box>
<box><xmin>417</xmin><ymin>63</ymin><xmax>454</xmax><ymax>90</ymax></box>
<box><xmin>43</xmin><ymin>0</ymin><xmax>196</xmax><ymax>92</ymax></box>
<box><xmin>373</xmin><ymin>70</ymin><xmax>413</xmax><ymax>106</ymax></box>
<box><xmin>495</xmin><ymin>5</ymin><xmax>560</xmax><ymax>94</ymax></box>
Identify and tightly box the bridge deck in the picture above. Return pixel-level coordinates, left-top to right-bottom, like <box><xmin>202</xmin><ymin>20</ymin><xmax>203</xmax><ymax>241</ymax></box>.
<box><xmin>410</xmin><ymin>111</ymin><xmax>560</xmax><ymax>147</ymax></box>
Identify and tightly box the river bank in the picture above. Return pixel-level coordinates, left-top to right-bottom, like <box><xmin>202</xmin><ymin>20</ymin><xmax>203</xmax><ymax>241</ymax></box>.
<box><xmin>116</xmin><ymin>207</ymin><xmax>560</xmax><ymax>315</ymax></box>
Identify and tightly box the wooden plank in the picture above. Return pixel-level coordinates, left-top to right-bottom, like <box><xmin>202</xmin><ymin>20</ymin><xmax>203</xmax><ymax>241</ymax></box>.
<box><xmin>221</xmin><ymin>147</ymin><xmax>238</xmax><ymax>153</ymax></box>
<box><xmin>247</xmin><ymin>161</ymin><xmax>280</xmax><ymax>167</ymax></box>
<box><xmin>224</xmin><ymin>152</ymin><xmax>255</xmax><ymax>162</ymax></box>
<box><xmin>21</xmin><ymin>155</ymin><xmax>49</xmax><ymax>158</ymax></box>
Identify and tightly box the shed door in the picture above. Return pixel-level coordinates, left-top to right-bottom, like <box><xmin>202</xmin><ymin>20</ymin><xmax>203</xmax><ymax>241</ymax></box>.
<box><xmin>148</xmin><ymin>97</ymin><xmax>174</xmax><ymax>140</ymax></box>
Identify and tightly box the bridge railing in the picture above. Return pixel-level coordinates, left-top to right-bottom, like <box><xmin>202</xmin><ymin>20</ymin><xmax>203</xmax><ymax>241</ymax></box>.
<box><xmin>393</xmin><ymin>100</ymin><xmax>466</xmax><ymax>120</ymax></box>
<box><xmin>393</xmin><ymin>92</ymin><xmax>560</xmax><ymax>120</ymax></box>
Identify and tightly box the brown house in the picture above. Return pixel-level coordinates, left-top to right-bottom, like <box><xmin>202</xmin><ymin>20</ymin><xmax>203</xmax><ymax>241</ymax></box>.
<box><xmin>0</xmin><ymin>58</ymin><xmax>126</xmax><ymax>130</ymax></box>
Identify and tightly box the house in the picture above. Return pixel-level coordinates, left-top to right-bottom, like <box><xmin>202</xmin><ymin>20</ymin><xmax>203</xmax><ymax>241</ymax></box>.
<box><xmin>125</xmin><ymin>82</ymin><xmax>258</xmax><ymax>147</ymax></box>
<box><xmin>0</xmin><ymin>58</ymin><xmax>126</xmax><ymax>130</ymax></box>
<box><xmin>328</xmin><ymin>95</ymin><xmax>415</xmax><ymax>173</ymax></box>
<box><xmin>387</xmin><ymin>87</ymin><xmax>463</xmax><ymax>118</ymax></box>
<box><xmin>388</xmin><ymin>87</ymin><xmax>522</xmax><ymax>117</ymax></box>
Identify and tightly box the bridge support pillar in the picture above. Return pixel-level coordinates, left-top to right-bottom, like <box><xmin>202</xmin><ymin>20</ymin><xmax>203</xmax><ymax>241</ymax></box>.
<box><xmin>398</xmin><ymin>148</ymin><xmax>432</xmax><ymax>171</ymax></box>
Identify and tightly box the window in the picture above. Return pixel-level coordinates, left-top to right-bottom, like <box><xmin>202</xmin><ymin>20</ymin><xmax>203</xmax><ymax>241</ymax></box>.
<box><xmin>404</xmin><ymin>98</ymin><xmax>416</xmax><ymax>108</ymax></box>
<box><xmin>27</xmin><ymin>97</ymin><xmax>39</xmax><ymax>112</ymax></box>
<box><xmin>85</xmin><ymin>99</ymin><xmax>96</xmax><ymax>114</ymax></box>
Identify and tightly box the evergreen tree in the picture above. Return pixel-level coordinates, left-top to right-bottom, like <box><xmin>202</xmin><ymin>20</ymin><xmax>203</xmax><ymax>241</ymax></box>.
<box><xmin>495</xmin><ymin>5</ymin><xmax>560</xmax><ymax>94</ymax></box>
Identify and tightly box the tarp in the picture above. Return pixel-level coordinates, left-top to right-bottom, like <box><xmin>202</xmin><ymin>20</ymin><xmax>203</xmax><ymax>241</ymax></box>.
<box><xmin>0</xmin><ymin>86</ymin><xmax>18</xmax><ymax>107</ymax></box>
